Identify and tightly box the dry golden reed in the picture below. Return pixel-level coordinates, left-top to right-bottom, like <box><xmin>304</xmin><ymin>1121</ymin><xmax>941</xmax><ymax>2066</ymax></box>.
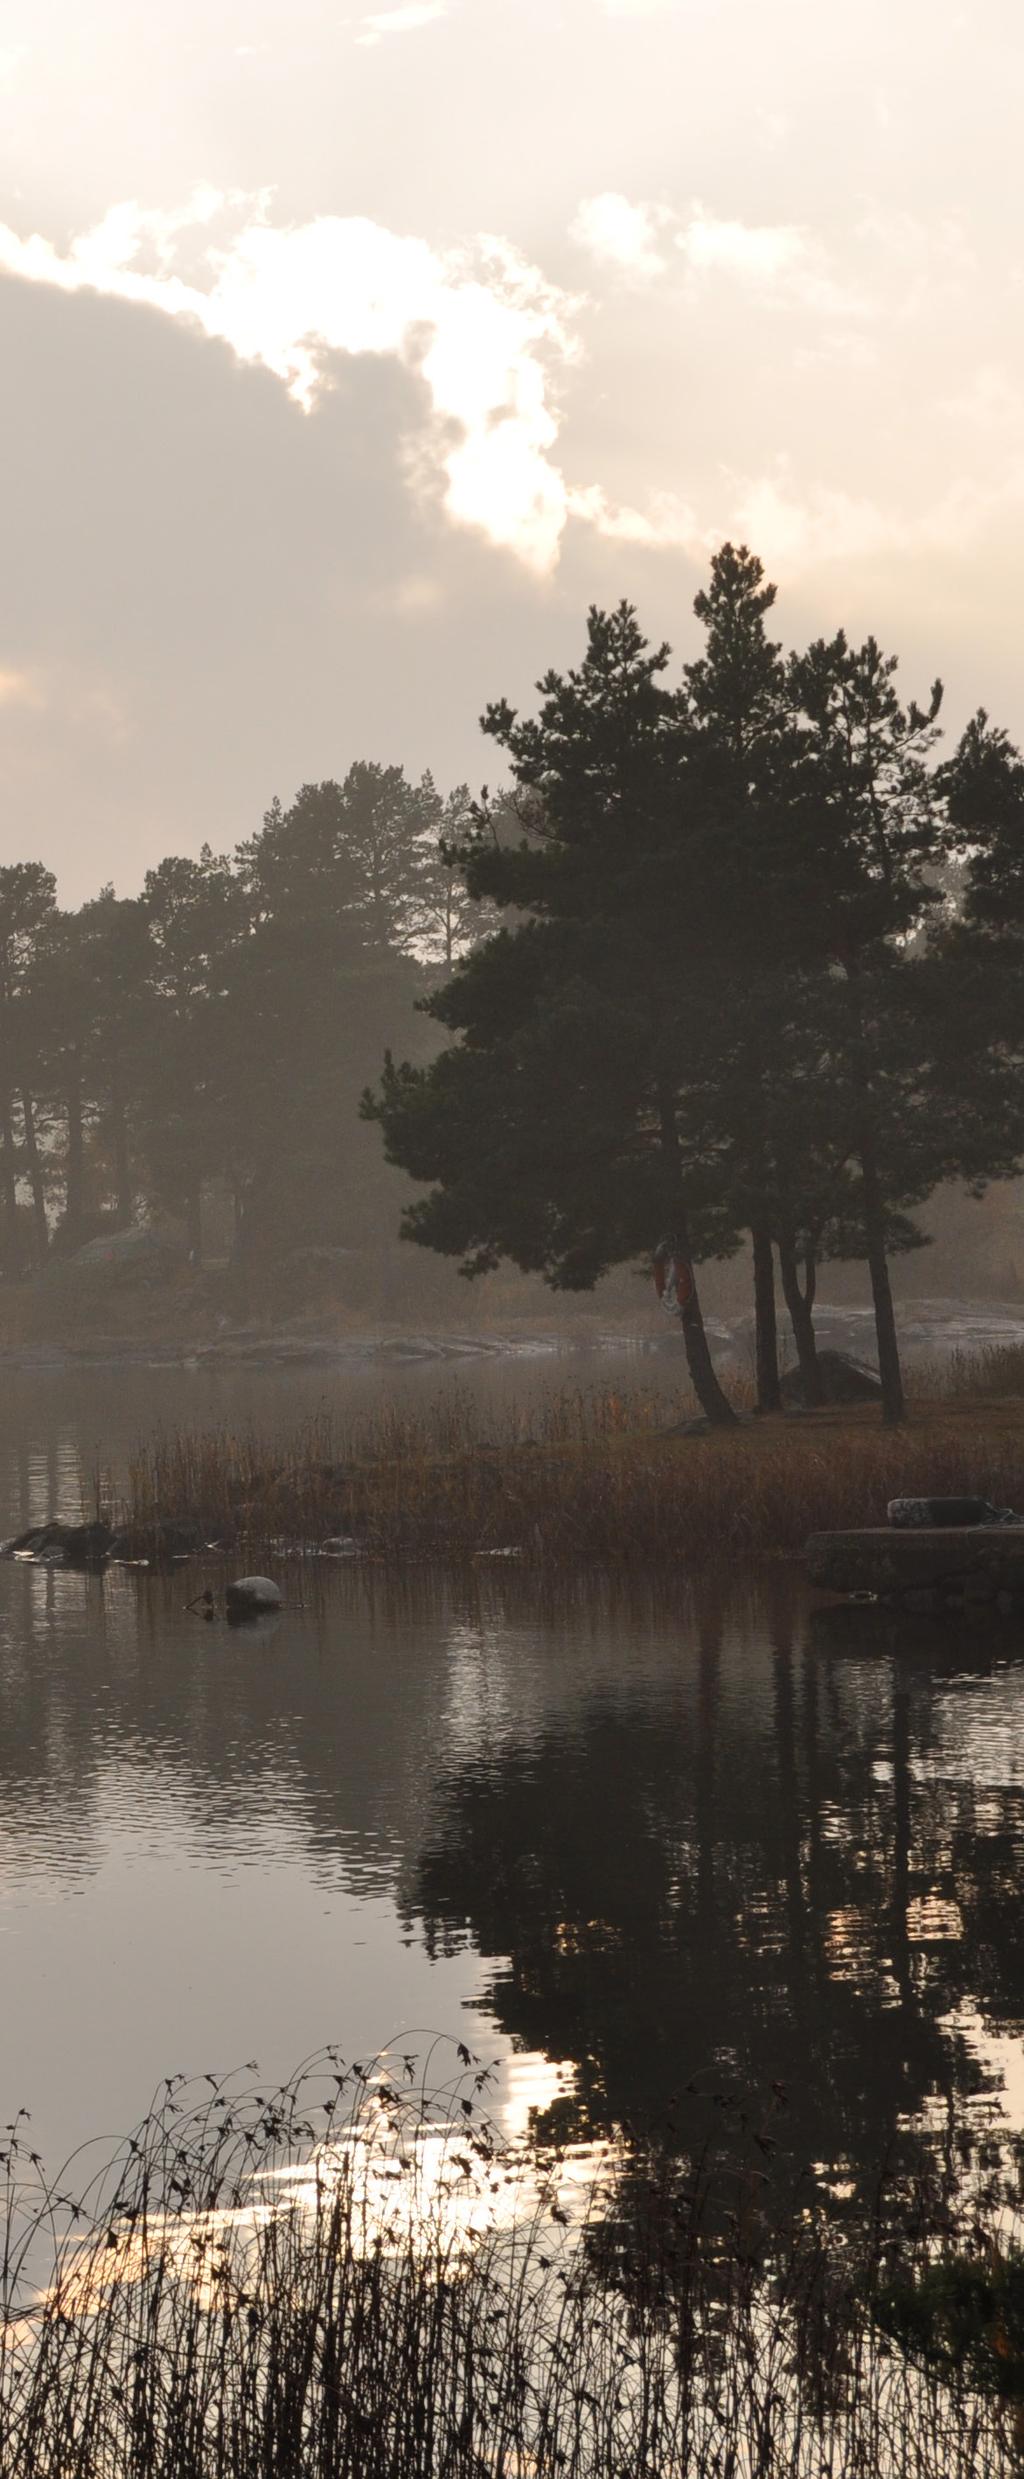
<box><xmin>119</xmin><ymin>1375</ymin><xmax>1024</xmax><ymax>1563</ymax></box>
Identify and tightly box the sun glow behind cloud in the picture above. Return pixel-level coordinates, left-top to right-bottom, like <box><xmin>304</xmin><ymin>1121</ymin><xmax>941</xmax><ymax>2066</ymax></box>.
<box><xmin>0</xmin><ymin>167</ymin><xmax>1015</xmax><ymax>593</ymax></box>
<box><xmin>0</xmin><ymin>195</ymin><xmax>579</xmax><ymax>571</ymax></box>
<box><xmin>0</xmin><ymin>185</ymin><xmax>888</xmax><ymax>580</ymax></box>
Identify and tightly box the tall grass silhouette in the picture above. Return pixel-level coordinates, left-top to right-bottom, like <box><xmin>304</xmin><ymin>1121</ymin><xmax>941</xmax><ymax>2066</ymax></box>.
<box><xmin>2</xmin><ymin>2040</ymin><xmax>1020</xmax><ymax>2474</ymax></box>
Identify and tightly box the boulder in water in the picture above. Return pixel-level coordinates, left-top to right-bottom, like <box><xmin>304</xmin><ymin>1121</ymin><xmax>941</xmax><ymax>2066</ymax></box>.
<box><xmin>224</xmin><ymin>1574</ymin><xmax>282</xmax><ymax>1619</ymax></box>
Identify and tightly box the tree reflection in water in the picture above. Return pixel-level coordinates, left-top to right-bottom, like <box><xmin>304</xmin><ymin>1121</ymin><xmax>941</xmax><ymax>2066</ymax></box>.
<box><xmin>416</xmin><ymin>1582</ymin><xmax>1024</xmax><ymax>2227</ymax></box>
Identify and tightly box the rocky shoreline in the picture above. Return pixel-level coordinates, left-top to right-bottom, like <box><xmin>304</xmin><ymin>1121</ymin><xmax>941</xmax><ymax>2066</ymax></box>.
<box><xmin>1</xmin><ymin>1296</ymin><xmax>1023</xmax><ymax>1374</ymax></box>
<box><xmin>0</xmin><ymin>1514</ymin><xmax>367</xmax><ymax>1569</ymax></box>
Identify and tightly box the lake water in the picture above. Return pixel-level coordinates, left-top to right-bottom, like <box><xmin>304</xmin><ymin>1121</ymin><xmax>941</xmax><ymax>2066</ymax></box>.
<box><xmin>2</xmin><ymin>1358</ymin><xmax>1024</xmax><ymax>2228</ymax></box>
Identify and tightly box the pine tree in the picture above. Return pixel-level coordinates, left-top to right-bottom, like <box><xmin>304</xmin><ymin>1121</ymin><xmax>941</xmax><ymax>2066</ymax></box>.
<box><xmin>782</xmin><ymin>632</ymin><xmax>946</xmax><ymax>1420</ymax></box>
<box><xmin>681</xmin><ymin>544</ymin><xmax>793</xmax><ymax>1409</ymax></box>
<box><xmin>366</xmin><ymin>603</ymin><xmax>748</xmax><ymax>1424</ymax></box>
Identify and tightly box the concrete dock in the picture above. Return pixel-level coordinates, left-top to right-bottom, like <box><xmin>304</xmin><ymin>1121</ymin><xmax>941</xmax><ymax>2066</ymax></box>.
<box><xmin>806</xmin><ymin>1527</ymin><xmax>1024</xmax><ymax>1612</ymax></box>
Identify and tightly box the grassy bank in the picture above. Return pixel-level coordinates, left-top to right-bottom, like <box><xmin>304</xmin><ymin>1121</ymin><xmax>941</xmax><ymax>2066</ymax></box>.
<box><xmin>2</xmin><ymin>2046</ymin><xmax>1018</xmax><ymax>2477</ymax></box>
<box><xmin>116</xmin><ymin>1375</ymin><xmax>1024</xmax><ymax>1563</ymax></box>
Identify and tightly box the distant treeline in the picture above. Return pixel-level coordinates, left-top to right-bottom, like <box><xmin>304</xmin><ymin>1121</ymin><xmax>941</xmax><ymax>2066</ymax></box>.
<box><xmin>0</xmin><ymin>767</ymin><xmax>491</xmax><ymax>1285</ymax></box>
<box><xmin>365</xmin><ymin>546</ymin><xmax>1024</xmax><ymax>1423</ymax></box>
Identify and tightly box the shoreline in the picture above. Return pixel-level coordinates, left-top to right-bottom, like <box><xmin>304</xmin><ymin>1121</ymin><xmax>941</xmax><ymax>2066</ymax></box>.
<box><xmin>2</xmin><ymin>1293</ymin><xmax>1024</xmax><ymax>1375</ymax></box>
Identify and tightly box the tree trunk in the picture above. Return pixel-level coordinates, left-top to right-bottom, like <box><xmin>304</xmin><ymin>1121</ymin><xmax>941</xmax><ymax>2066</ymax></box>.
<box><xmin>65</xmin><ymin>1072</ymin><xmax>86</xmax><ymax>1248</ymax></box>
<box><xmin>677</xmin><ymin>1282</ymin><xmax>738</xmax><ymax>1426</ymax></box>
<box><xmin>20</xmin><ymin>1090</ymin><xmax>48</xmax><ymax>1264</ymax></box>
<box><xmin>778</xmin><ymin>1229</ymin><xmax>824</xmax><ymax>1406</ymax></box>
<box><xmin>859</xmin><ymin>1125</ymin><xmax>905</xmax><ymax>1424</ymax></box>
<box><xmin>750</xmin><ymin>1222</ymin><xmax>781</xmax><ymax>1412</ymax></box>
<box><xmin>0</xmin><ymin>1087</ymin><xmax>20</xmax><ymax>1277</ymax></box>
<box><xmin>657</xmin><ymin>1082</ymin><xmax>737</xmax><ymax>1427</ymax></box>
<box><xmin>842</xmin><ymin>961</ymin><xmax>905</xmax><ymax>1424</ymax></box>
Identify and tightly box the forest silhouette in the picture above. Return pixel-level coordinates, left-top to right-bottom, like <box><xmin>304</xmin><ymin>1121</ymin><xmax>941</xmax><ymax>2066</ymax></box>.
<box><xmin>5</xmin><ymin>547</ymin><xmax>1024</xmax><ymax>1421</ymax></box>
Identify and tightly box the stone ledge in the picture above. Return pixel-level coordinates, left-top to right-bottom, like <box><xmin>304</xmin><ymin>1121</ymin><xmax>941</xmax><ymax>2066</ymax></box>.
<box><xmin>806</xmin><ymin>1527</ymin><xmax>1024</xmax><ymax>1599</ymax></box>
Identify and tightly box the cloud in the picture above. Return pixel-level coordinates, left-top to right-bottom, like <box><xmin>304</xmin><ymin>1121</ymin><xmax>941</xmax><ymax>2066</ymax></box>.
<box><xmin>0</xmin><ymin>264</ymin><xmax>558</xmax><ymax>898</ymax></box>
<box><xmin>568</xmin><ymin>457</ymin><xmax>1024</xmax><ymax>583</ymax></box>
<box><xmin>676</xmin><ymin>206</ymin><xmax>809</xmax><ymax>284</ymax></box>
<box><xmin>570</xmin><ymin>192</ymin><xmax>669</xmax><ymax>279</ymax></box>
<box><xmin>567</xmin><ymin>482</ymin><xmax>702</xmax><ymax>550</ymax></box>
<box><xmin>356</xmin><ymin>3</ymin><xmax>447</xmax><ymax>42</ymax></box>
<box><xmin>726</xmin><ymin>475</ymin><xmax>898</xmax><ymax>572</ymax></box>
<box><xmin>702</xmin><ymin>466</ymin><xmax>1024</xmax><ymax>578</ymax></box>
<box><xmin>568</xmin><ymin>471</ymin><xmax>836</xmax><ymax>572</ymax></box>
<box><xmin>572</xmin><ymin>190</ymin><xmax>854</xmax><ymax>314</ymax></box>
<box><xmin>0</xmin><ymin>195</ymin><xmax>578</xmax><ymax>572</ymax></box>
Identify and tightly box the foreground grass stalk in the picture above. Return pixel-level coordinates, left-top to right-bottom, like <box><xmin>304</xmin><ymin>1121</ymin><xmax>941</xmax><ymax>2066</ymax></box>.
<box><xmin>2</xmin><ymin>2044</ymin><xmax>1022</xmax><ymax>2475</ymax></box>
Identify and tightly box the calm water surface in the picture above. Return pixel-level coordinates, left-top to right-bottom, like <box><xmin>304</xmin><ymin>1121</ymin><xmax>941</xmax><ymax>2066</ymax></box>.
<box><xmin>2</xmin><ymin>1362</ymin><xmax>1024</xmax><ymax>2216</ymax></box>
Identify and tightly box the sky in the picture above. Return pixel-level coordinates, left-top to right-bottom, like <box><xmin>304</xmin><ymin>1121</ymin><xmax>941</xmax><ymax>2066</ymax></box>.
<box><xmin>1</xmin><ymin>0</ymin><xmax>1022</xmax><ymax>900</ymax></box>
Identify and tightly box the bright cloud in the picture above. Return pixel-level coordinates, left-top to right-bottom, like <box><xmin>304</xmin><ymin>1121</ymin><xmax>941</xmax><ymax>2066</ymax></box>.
<box><xmin>567</xmin><ymin>482</ymin><xmax>702</xmax><ymax>550</ymax></box>
<box><xmin>0</xmin><ymin>184</ymin><xmax>1005</xmax><ymax>599</ymax></box>
<box><xmin>677</xmin><ymin>206</ymin><xmax>809</xmax><ymax>284</ymax></box>
<box><xmin>727</xmin><ymin>475</ymin><xmax>898</xmax><ymax>571</ymax></box>
<box><xmin>567</xmin><ymin>459</ymin><xmax>1024</xmax><ymax>582</ymax></box>
<box><xmin>356</xmin><ymin>3</ymin><xmax>447</xmax><ymax>44</ymax></box>
<box><xmin>572</xmin><ymin>189</ymin><xmax>853</xmax><ymax>315</ymax></box>
<box><xmin>570</xmin><ymin>192</ymin><xmax>668</xmax><ymax>279</ymax></box>
<box><xmin>0</xmin><ymin>194</ymin><xmax>578</xmax><ymax>571</ymax></box>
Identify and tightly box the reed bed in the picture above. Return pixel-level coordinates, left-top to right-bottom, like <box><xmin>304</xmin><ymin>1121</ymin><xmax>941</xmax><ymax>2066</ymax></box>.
<box><xmin>917</xmin><ymin>1341</ymin><xmax>1024</xmax><ymax>1401</ymax></box>
<box><xmin>119</xmin><ymin>1382</ymin><xmax>1024</xmax><ymax>1564</ymax></box>
<box><xmin>1</xmin><ymin>2043</ymin><xmax>1018</xmax><ymax>2477</ymax></box>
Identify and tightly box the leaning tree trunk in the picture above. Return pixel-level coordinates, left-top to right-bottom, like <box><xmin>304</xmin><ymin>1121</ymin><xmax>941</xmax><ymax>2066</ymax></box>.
<box><xmin>657</xmin><ymin>1084</ymin><xmax>738</xmax><ymax>1428</ymax></box>
<box><xmin>677</xmin><ymin>1274</ymin><xmax>738</xmax><ymax>1427</ymax></box>
<box><xmin>20</xmin><ymin>1090</ymin><xmax>49</xmax><ymax>1264</ymax></box>
<box><xmin>750</xmin><ymin>1223</ymin><xmax>781</xmax><ymax>1413</ymax></box>
<box><xmin>858</xmin><ymin>1125</ymin><xmax>905</xmax><ymax>1425</ymax></box>
<box><xmin>778</xmin><ymin>1230</ymin><xmax>824</xmax><ymax>1407</ymax></box>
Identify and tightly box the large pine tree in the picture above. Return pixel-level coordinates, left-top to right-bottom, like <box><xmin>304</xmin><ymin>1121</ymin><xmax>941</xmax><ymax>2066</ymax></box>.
<box><xmin>366</xmin><ymin>600</ymin><xmax>772</xmax><ymax>1423</ymax></box>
